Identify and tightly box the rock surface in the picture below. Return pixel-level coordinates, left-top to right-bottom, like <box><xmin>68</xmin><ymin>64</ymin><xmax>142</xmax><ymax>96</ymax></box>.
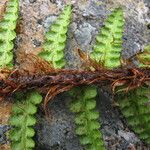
<box><xmin>0</xmin><ymin>0</ymin><xmax>150</xmax><ymax>150</ymax></box>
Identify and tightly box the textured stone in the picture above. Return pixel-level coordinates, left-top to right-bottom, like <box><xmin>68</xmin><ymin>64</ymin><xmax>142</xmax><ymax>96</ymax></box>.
<box><xmin>74</xmin><ymin>22</ymin><xmax>96</xmax><ymax>50</ymax></box>
<box><xmin>0</xmin><ymin>0</ymin><xmax>150</xmax><ymax>150</ymax></box>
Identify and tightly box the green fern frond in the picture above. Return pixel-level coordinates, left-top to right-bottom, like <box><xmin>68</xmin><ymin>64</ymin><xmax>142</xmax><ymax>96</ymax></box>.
<box><xmin>38</xmin><ymin>5</ymin><xmax>72</xmax><ymax>68</ymax></box>
<box><xmin>116</xmin><ymin>45</ymin><xmax>150</xmax><ymax>145</ymax></box>
<box><xmin>71</xmin><ymin>8</ymin><xmax>125</xmax><ymax>149</ymax></box>
<box><xmin>70</xmin><ymin>86</ymin><xmax>105</xmax><ymax>150</ymax></box>
<box><xmin>9</xmin><ymin>91</ymin><xmax>42</xmax><ymax>150</ymax></box>
<box><xmin>91</xmin><ymin>7</ymin><xmax>124</xmax><ymax>68</ymax></box>
<box><xmin>5</xmin><ymin>1</ymin><xmax>44</xmax><ymax>150</ymax></box>
<box><xmin>9</xmin><ymin>5</ymin><xmax>72</xmax><ymax>150</ymax></box>
<box><xmin>69</xmin><ymin>8</ymin><xmax>125</xmax><ymax>150</ymax></box>
<box><xmin>116</xmin><ymin>86</ymin><xmax>150</xmax><ymax>145</ymax></box>
<box><xmin>69</xmin><ymin>7</ymin><xmax>125</xmax><ymax>150</ymax></box>
<box><xmin>0</xmin><ymin>0</ymin><xmax>19</xmax><ymax>68</ymax></box>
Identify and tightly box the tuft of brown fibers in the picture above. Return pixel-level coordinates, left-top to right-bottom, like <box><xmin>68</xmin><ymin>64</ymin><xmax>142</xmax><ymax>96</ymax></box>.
<box><xmin>0</xmin><ymin>53</ymin><xmax>149</xmax><ymax>110</ymax></box>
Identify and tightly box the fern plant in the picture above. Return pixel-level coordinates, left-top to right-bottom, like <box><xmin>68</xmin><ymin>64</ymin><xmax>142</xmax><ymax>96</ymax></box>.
<box><xmin>66</xmin><ymin>8</ymin><xmax>127</xmax><ymax>150</ymax></box>
<box><xmin>116</xmin><ymin>86</ymin><xmax>150</xmax><ymax>145</ymax></box>
<box><xmin>9</xmin><ymin>91</ymin><xmax>42</xmax><ymax>150</ymax></box>
<box><xmin>116</xmin><ymin>45</ymin><xmax>150</xmax><ymax>145</ymax></box>
<box><xmin>39</xmin><ymin>5</ymin><xmax>105</xmax><ymax>150</ymax></box>
<box><xmin>90</xmin><ymin>7</ymin><xmax>150</xmax><ymax>146</ymax></box>
<box><xmin>69</xmin><ymin>86</ymin><xmax>105</xmax><ymax>150</ymax></box>
<box><xmin>0</xmin><ymin>0</ymin><xmax>40</xmax><ymax>149</ymax></box>
<box><xmin>0</xmin><ymin>0</ymin><xmax>19</xmax><ymax>68</ymax></box>
<box><xmin>0</xmin><ymin>1</ymin><xmax>149</xmax><ymax>149</ymax></box>
<box><xmin>1</xmin><ymin>0</ymin><xmax>43</xmax><ymax>149</ymax></box>
<box><xmin>70</xmin><ymin>8</ymin><xmax>124</xmax><ymax>150</ymax></box>
<box><xmin>9</xmin><ymin>4</ymin><xmax>72</xmax><ymax>150</ymax></box>
<box><xmin>0</xmin><ymin>0</ymin><xmax>19</xmax><ymax>145</ymax></box>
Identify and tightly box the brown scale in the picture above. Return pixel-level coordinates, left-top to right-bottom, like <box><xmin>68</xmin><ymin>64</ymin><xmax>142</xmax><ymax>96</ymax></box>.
<box><xmin>0</xmin><ymin>50</ymin><xmax>149</xmax><ymax>109</ymax></box>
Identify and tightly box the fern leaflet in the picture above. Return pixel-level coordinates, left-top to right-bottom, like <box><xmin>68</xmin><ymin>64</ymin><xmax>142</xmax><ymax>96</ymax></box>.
<box><xmin>9</xmin><ymin>91</ymin><xmax>42</xmax><ymax>150</ymax></box>
<box><xmin>38</xmin><ymin>5</ymin><xmax>72</xmax><ymax>69</ymax></box>
<box><xmin>91</xmin><ymin>8</ymin><xmax>124</xmax><ymax>68</ymax></box>
<box><xmin>0</xmin><ymin>0</ymin><xmax>19</xmax><ymax>68</ymax></box>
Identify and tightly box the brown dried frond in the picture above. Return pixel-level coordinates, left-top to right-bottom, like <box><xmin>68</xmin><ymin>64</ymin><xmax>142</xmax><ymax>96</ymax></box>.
<box><xmin>44</xmin><ymin>84</ymin><xmax>73</xmax><ymax>110</ymax></box>
<box><xmin>77</xmin><ymin>48</ymin><xmax>104</xmax><ymax>71</ymax></box>
<box><xmin>16</xmin><ymin>53</ymin><xmax>56</xmax><ymax>75</ymax></box>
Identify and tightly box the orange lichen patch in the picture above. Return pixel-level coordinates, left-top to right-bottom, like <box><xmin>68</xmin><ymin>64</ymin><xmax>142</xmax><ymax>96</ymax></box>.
<box><xmin>0</xmin><ymin>144</ymin><xmax>11</xmax><ymax>150</ymax></box>
<box><xmin>0</xmin><ymin>101</ymin><xmax>12</xmax><ymax>124</ymax></box>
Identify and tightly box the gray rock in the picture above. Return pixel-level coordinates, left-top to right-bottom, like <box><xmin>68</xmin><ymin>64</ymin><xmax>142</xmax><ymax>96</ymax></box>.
<box><xmin>118</xmin><ymin>130</ymin><xmax>139</xmax><ymax>143</ymax></box>
<box><xmin>82</xmin><ymin>1</ymin><xmax>107</xmax><ymax>18</ymax></box>
<box><xmin>43</xmin><ymin>15</ymin><xmax>57</xmax><ymax>32</ymax></box>
<box><xmin>35</xmin><ymin>96</ymin><xmax>83</xmax><ymax>150</ymax></box>
<box><xmin>74</xmin><ymin>22</ymin><xmax>96</xmax><ymax>50</ymax></box>
<box><xmin>0</xmin><ymin>125</ymin><xmax>10</xmax><ymax>144</ymax></box>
